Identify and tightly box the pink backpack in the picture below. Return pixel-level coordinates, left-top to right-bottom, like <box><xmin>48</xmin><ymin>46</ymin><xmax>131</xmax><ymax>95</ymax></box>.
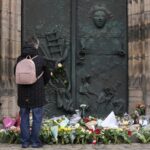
<box><xmin>15</xmin><ymin>55</ymin><xmax>44</xmax><ymax>85</ymax></box>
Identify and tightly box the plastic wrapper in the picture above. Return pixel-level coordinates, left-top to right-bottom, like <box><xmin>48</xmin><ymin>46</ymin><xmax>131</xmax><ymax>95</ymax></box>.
<box><xmin>3</xmin><ymin>117</ymin><xmax>16</xmax><ymax>128</ymax></box>
<box><xmin>51</xmin><ymin>126</ymin><xmax>58</xmax><ymax>141</ymax></box>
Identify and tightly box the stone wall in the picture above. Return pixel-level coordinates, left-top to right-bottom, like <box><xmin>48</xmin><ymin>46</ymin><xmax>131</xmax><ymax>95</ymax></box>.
<box><xmin>0</xmin><ymin>0</ymin><xmax>21</xmax><ymax>118</ymax></box>
<box><xmin>128</xmin><ymin>0</ymin><xmax>150</xmax><ymax>114</ymax></box>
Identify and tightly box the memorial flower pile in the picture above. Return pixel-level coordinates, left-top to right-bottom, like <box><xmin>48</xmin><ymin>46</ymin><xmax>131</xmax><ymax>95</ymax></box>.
<box><xmin>0</xmin><ymin>104</ymin><xmax>150</xmax><ymax>144</ymax></box>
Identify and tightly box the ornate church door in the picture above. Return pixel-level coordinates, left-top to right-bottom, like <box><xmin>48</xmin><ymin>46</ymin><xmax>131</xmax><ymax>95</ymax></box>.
<box><xmin>22</xmin><ymin>0</ymin><xmax>128</xmax><ymax>117</ymax></box>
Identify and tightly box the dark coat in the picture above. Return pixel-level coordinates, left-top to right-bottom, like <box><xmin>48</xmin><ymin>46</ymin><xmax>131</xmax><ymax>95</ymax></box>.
<box><xmin>15</xmin><ymin>44</ymin><xmax>50</xmax><ymax>108</ymax></box>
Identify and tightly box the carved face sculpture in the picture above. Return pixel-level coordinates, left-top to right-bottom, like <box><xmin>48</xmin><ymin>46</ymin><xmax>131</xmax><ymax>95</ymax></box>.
<box><xmin>92</xmin><ymin>10</ymin><xmax>107</xmax><ymax>28</ymax></box>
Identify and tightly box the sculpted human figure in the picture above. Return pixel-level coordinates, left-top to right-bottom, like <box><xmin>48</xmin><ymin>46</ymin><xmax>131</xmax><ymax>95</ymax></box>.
<box><xmin>92</xmin><ymin>6</ymin><xmax>110</xmax><ymax>29</ymax></box>
<box><xmin>79</xmin><ymin>5</ymin><xmax>125</xmax><ymax>63</ymax></box>
<box><xmin>77</xmin><ymin>6</ymin><xmax>126</xmax><ymax>116</ymax></box>
<box><xmin>79</xmin><ymin>75</ymin><xmax>98</xmax><ymax>98</ymax></box>
<box><xmin>37</xmin><ymin>28</ymin><xmax>74</xmax><ymax>113</ymax></box>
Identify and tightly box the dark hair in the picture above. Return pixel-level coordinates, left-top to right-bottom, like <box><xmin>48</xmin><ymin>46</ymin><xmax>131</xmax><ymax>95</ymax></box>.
<box><xmin>26</xmin><ymin>36</ymin><xmax>39</xmax><ymax>48</ymax></box>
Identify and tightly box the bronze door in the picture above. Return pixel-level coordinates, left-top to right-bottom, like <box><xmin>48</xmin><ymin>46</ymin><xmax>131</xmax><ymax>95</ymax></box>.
<box><xmin>22</xmin><ymin>0</ymin><xmax>128</xmax><ymax>117</ymax></box>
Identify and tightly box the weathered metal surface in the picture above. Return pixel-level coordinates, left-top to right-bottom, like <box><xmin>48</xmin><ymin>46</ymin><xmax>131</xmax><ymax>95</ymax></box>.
<box><xmin>76</xmin><ymin>0</ymin><xmax>127</xmax><ymax>117</ymax></box>
<box><xmin>22</xmin><ymin>0</ymin><xmax>128</xmax><ymax>117</ymax></box>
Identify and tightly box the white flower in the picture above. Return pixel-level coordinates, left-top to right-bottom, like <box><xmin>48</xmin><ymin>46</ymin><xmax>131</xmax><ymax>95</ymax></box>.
<box><xmin>50</xmin><ymin>72</ymin><xmax>53</xmax><ymax>76</ymax></box>
<box><xmin>0</xmin><ymin>129</ymin><xmax>6</xmax><ymax>133</ymax></box>
<box><xmin>81</xmin><ymin>128</ymin><xmax>86</xmax><ymax>132</ymax></box>
<box><xmin>10</xmin><ymin>126</ymin><xmax>16</xmax><ymax>130</ymax></box>
<box><xmin>57</xmin><ymin>63</ymin><xmax>63</xmax><ymax>68</ymax></box>
<box><xmin>86</xmin><ymin>130</ymin><xmax>92</xmax><ymax>134</ymax></box>
<box><xmin>74</xmin><ymin>123</ymin><xmax>80</xmax><ymax>129</ymax></box>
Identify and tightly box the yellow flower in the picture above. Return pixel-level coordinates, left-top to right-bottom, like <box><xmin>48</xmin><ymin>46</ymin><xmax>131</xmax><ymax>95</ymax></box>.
<box><xmin>122</xmin><ymin>120</ymin><xmax>129</xmax><ymax>125</ymax></box>
<box><xmin>58</xmin><ymin>127</ymin><xmax>72</xmax><ymax>133</ymax></box>
<box><xmin>116</xmin><ymin>128</ymin><xmax>123</xmax><ymax>131</ymax></box>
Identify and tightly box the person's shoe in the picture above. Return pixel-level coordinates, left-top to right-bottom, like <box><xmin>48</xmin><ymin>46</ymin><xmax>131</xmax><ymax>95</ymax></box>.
<box><xmin>21</xmin><ymin>144</ymin><xmax>29</xmax><ymax>148</ymax></box>
<box><xmin>31</xmin><ymin>143</ymin><xmax>43</xmax><ymax>148</ymax></box>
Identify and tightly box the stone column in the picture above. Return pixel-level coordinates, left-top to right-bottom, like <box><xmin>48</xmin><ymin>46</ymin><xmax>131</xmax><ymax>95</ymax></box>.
<box><xmin>128</xmin><ymin>0</ymin><xmax>144</xmax><ymax>113</ymax></box>
<box><xmin>0</xmin><ymin>0</ymin><xmax>21</xmax><ymax>118</ymax></box>
<box><xmin>128</xmin><ymin>0</ymin><xmax>150</xmax><ymax>114</ymax></box>
<box><xmin>143</xmin><ymin>0</ymin><xmax>150</xmax><ymax>115</ymax></box>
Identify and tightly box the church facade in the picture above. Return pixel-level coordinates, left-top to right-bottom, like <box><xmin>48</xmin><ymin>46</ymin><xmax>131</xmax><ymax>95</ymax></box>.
<box><xmin>0</xmin><ymin>0</ymin><xmax>150</xmax><ymax>118</ymax></box>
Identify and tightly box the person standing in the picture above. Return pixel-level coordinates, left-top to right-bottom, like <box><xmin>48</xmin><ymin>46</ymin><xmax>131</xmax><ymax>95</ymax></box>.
<box><xmin>14</xmin><ymin>36</ymin><xmax>50</xmax><ymax>148</ymax></box>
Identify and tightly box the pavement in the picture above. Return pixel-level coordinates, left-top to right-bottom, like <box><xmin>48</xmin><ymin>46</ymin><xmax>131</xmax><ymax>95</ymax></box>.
<box><xmin>0</xmin><ymin>144</ymin><xmax>150</xmax><ymax>150</ymax></box>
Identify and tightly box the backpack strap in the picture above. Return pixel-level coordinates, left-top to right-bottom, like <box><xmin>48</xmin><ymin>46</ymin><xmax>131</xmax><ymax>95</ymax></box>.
<box><xmin>26</xmin><ymin>55</ymin><xmax>38</xmax><ymax>59</ymax></box>
<box><xmin>28</xmin><ymin>55</ymin><xmax>43</xmax><ymax>80</ymax></box>
<box><xmin>32</xmin><ymin>55</ymin><xmax>44</xmax><ymax>80</ymax></box>
<box><xmin>37</xmin><ymin>71</ymin><xmax>44</xmax><ymax>80</ymax></box>
<box><xmin>32</xmin><ymin>55</ymin><xmax>38</xmax><ymax>60</ymax></box>
<box><xmin>26</xmin><ymin>55</ymin><xmax>32</xmax><ymax>59</ymax></box>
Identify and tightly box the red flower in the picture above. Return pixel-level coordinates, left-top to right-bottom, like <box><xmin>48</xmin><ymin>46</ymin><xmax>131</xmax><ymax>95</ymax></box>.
<box><xmin>92</xmin><ymin>139</ymin><xmax>96</xmax><ymax>144</ymax></box>
<box><xmin>94</xmin><ymin>129</ymin><xmax>101</xmax><ymax>134</ymax></box>
<box><xmin>15</xmin><ymin>113</ymin><xmax>20</xmax><ymax>127</ymax></box>
<box><xmin>128</xmin><ymin>130</ymin><xmax>132</xmax><ymax>136</ymax></box>
<box><xmin>83</xmin><ymin>117</ymin><xmax>90</xmax><ymax>123</ymax></box>
<box><xmin>89</xmin><ymin>129</ymin><xmax>94</xmax><ymax>133</ymax></box>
